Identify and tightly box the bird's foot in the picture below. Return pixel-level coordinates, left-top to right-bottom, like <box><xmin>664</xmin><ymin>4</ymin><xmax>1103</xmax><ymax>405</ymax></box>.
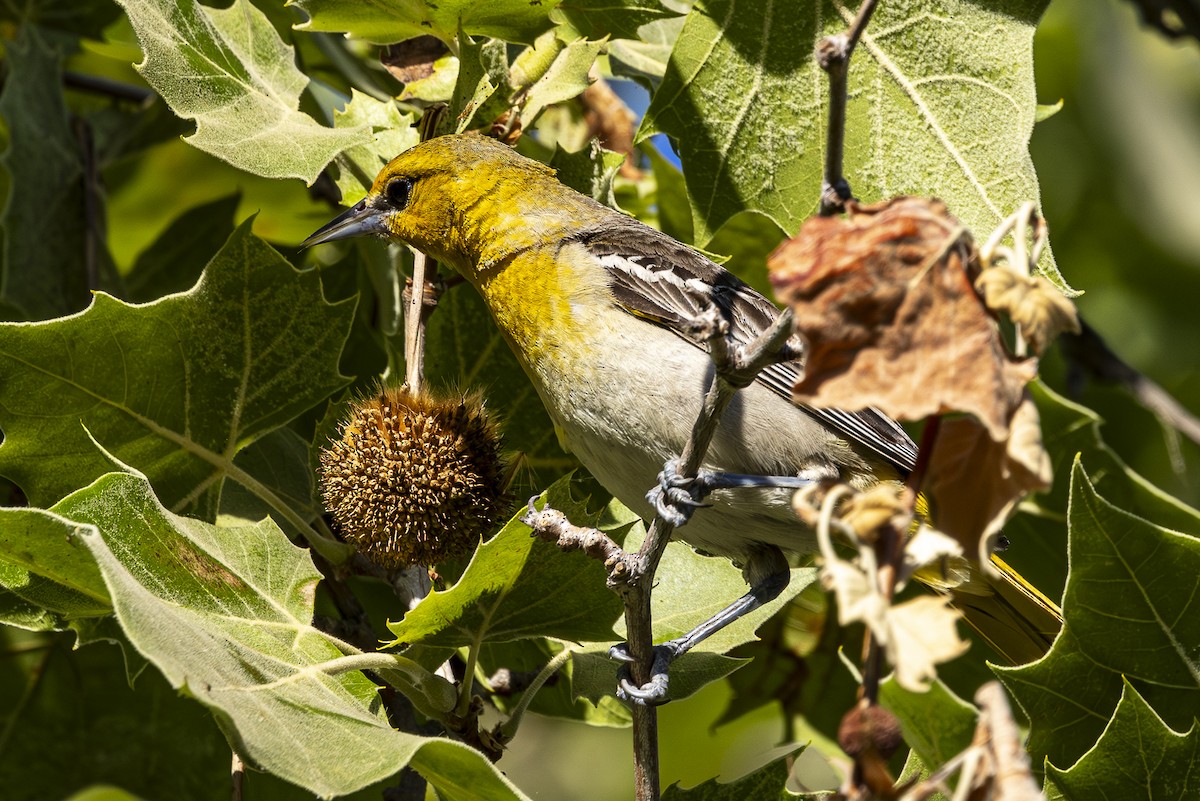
<box><xmin>646</xmin><ymin>459</ymin><xmax>716</xmax><ymax>527</ymax></box>
<box><xmin>609</xmin><ymin>640</ymin><xmax>685</xmax><ymax>706</ymax></box>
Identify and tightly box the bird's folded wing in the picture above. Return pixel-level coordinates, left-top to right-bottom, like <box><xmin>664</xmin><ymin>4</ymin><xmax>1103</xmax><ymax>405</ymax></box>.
<box><xmin>576</xmin><ymin>223</ymin><xmax>918</xmax><ymax>474</ymax></box>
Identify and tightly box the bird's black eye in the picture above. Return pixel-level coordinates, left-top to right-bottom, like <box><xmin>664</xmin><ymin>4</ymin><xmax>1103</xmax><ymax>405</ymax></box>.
<box><xmin>385</xmin><ymin>177</ymin><xmax>413</xmax><ymax>209</ymax></box>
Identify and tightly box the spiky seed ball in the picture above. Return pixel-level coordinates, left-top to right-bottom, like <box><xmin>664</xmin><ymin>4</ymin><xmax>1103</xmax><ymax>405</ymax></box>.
<box><xmin>318</xmin><ymin>387</ymin><xmax>508</xmax><ymax>569</ymax></box>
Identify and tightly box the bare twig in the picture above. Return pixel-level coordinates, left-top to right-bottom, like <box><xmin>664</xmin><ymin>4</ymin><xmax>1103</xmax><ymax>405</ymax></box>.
<box><xmin>231</xmin><ymin>751</ymin><xmax>245</xmax><ymax>801</ymax></box>
<box><xmin>1062</xmin><ymin>317</ymin><xmax>1200</xmax><ymax>448</ymax></box>
<box><xmin>404</xmin><ymin>250</ymin><xmax>432</xmax><ymax>392</ymax></box>
<box><xmin>816</xmin><ymin>0</ymin><xmax>880</xmax><ymax>215</ymax></box>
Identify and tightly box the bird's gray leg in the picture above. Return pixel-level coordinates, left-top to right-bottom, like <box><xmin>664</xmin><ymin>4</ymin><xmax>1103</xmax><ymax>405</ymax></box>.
<box><xmin>610</xmin><ymin>545</ymin><xmax>791</xmax><ymax>706</ymax></box>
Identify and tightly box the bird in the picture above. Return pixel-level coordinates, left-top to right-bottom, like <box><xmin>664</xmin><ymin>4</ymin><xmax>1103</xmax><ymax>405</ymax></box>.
<box><xmin>305</xmin><ymin>132</ymin><xmax>1061</xmax><ymax>703</ymax></box>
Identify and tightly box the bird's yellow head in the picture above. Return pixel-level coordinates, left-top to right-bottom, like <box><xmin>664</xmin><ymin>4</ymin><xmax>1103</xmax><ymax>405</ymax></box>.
<box><xmin>304</xmin><ymin>134</ymin><xmax>568</xmax><ymax>275</ymax></box>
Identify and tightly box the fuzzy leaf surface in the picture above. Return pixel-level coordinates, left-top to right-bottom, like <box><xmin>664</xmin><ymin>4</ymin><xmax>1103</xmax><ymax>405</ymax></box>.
<box><xmin>115</xmin><ymin>0</ymin><xmax>370</xmax><ymax>181</ymax></box>
<box><xmin>0</xmin><ymin>222</ymin><xmax>354</xmax><ymax>520</ymax></box>
<box><xmin>1045</xmin><ymin>680</ymin><xmax>1200</xmax><ymax>800</ymax></box>
<box><xmin>638</xmin><ymin>0</ymin><xmax>1067</xmax><ymax>291</ymax></box>
<box><xmin>293</xmin><ymin>0</ymin><xmax>561</xmax><ymax>45</ymax></box>
<box><xmin>74</xmin><ymin>470</ymin><xmax>524</xmax><ymax>800</ymax></box>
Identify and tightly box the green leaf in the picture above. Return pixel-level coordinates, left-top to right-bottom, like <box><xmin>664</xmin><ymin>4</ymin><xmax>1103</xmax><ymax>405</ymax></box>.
<box><xmin>439</xmin><ymin>35</ymin><xmax>512</xmax><ymax>136</ymax></box>
<box><xmin>552</xmin><ymin>0</ymin><xmax>680</xmax><ymax>41</ymax></box>
<box><xmin>549</xmin><ymin>141</ymin><xmax>625</xmax><ymax>206</ymax></box>
<box><xmin>0</xmin><ymin>631</ymin><xmax>231</xmax><ymax>801</ymax></box>
<box><xmin>331</xmin><ymin>91</ymin><xmax>420</xmax><ymax>204</ymax></box>
<box><xmin>1062</xmin><ymin>465</ymin><xmax>1200</xmax><ymax>689</ymax></box>
<box><xmin>1045</xmin><ymin>680</ymin><xmax>1200</xmax><ymax>799</ymax></box>
<box><xmin>123</xmin><ymin>194</ymin><xmax>240</xmax><ymax>304</ymax></box>
<box><xmin>0</xmin><ymin>507</ymin><xmax>109</xmax><ymax>626</ymax></box>
<box><xmin>0</xmin><ymin>26</ymin><xmax>116</xmax><ymax>320</ymax></box>
<box><xmin>292</xmin><ymin>0</ymin><xmax>561</xmax><ymax>45</ymax></box>
<box><xmin>114</xmin><ymin>0</ymin><xmax>371</xmax><ymax>182</ymax></box>
<box><xmin>996</xmin><ymin>459</ymin><xmax>1200</xmax><ymax>769</ymax></box>
<box><xmin>218</xmin><ymin>427</ymin><xmax>319</xmax><ymax>531</ymax></box>
<box><xmin>638</xmin><ymin>0</ymin><xmax>1070</xmax><ymax>292</ymax></box>
<box><xmin>0</xmin><ymin>221</ymin><xmax>354</xmax><ymax>521</ymax></box>
<box><xmin>879</xmin><ymin>677</ymin><xmax>977</xmax><ymax>772</ymax></box>
<box><xmin>609</xmin><ymin>14</ymin><xmax>686</xmax><ymax>90</ymax></box>
<box><xmin>73</xmin><ymin>470</ymin><xmax>523</xmax><ymax>799</ymax></box>
<box><xmin>386</xmin><ymin>476</ymin><xmax>623</xmax><ymax>648</ymax></box>
<box><xmin>518</xmin><ymin>37</ymin><xmax>607</xmax><ymax>126</ymax></box>
<box><xmin>661</xmin><ymin>752</ymin><xmax>799</xmax><ymax>799</ymax></box>
<box><xmin>479</xmin><ymin>639</ymin><xmax>633</xmax><ymax>726</ymax></box>
<box><xmin>1003</xmin><ymin>380</ymin><xmax>1200</xmax><ymax>605</ymax></box>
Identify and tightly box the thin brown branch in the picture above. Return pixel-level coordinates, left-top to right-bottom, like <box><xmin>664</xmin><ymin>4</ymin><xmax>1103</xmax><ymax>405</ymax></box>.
<box><xmin>816</xmin><ymin>0</ymin><xmax>880</xmax><ymax>215</ymax></box>
<box><xmin>1062</xmin><ymin>317</ymin><xmax>1200</xmax><ymax>447</ymax></box>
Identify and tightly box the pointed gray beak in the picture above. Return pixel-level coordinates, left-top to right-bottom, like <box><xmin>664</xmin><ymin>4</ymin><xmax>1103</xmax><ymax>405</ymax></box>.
<box><xmin>303</xmin><ymin>197</ymin><xmax>388</xmax><ymax>247</ymax></box>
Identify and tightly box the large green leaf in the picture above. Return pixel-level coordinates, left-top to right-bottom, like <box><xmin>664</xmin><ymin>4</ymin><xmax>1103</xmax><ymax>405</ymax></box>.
<box><xmin>0</xmin><ymin>221</ymin><xmax>354</xmax><ymax>521</ymax></box>
<box><xmin>386</xmin><ymin>477</ymin><xmax>623</xmax><ymax>648</ymax></box>
<box><xmin>638</xmin><ymin>0</ymin><xmax>1068</xmax><ymax>290</ymax></box>
<box><xmin>292</xmin><ymin>0</ymin><xmax>561</xmax><ymax>45</ymax></box>
<box><xmin>0</xmin><ymin>27</ymin><xmax>115</xmax><ymax>320</ymax></box>
<box><xmin>1044</xmin><ymin>680</ymin><xmax>1199</xmax><ymax>800</ymax></box>
<box><xmin>661</xmin><ymin>753</ymin><xmax>798</xmax><ymax>799</ymax></box>
<box><xmin>879</xmin><ymin>677</ymin><xmax>977</xmax><ymax>772</ymax></box>
<box><xmin>0</xmin><ymin>630</ymin><xmax>230</xmax><ymax>801</ymax></box>
<box><xmin>73</xmin><ymin>470</ymin><xmax>526</xmax><ymax>800</ymax></box>
<box><xmin>114</xmin><ymin>0</ymin><xmax>370</xmax><ymax>182</ymax></box>
<box><xmin>0</xmin><ymin>507</ymin><xmax>109</xmax><ymax>629</ymax></box>
<box><xmin>996</xmin><ymin>459</ymin><xmax>1200</xmax><ymax>770</ymax></box>
<box><xmin>552</xmin><ymin>0</ymin><xmax>680</xmax><ymax>41</ymax></box>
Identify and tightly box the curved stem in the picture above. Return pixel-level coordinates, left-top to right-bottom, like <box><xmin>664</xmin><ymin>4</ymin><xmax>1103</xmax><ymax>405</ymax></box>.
<box><xmin>499</xmin><ymin>646</ymin><xmax>572</xmax><ymax>740</ymax></box>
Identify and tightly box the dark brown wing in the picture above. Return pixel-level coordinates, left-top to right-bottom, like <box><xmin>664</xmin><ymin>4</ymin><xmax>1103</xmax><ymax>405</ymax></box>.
<box><xmin>573</xmin><ymin>223</ymin><xmax>919</xmax><ymax>474</ymax></box>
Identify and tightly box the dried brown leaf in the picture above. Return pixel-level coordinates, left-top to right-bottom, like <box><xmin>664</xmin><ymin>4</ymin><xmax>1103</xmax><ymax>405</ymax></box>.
<box><xmin>924</xmin><ymin>394</ymin><xmax>1052</xmax><ymax>558</ymax></box>
<box><xmin>768</xmin><ymin>197</ymin><xmax>1036</xmax><ymax>439</ymax></box>
<box><xmin>887</xmin><ymin>595</ymin><xmax>970</xmax><ymax>692</ymax></box>
<box><xmin>976</xmin><ymin>265</ymin><xmax>1080</xmax><ymax>354</ymax></box>
<box><xmin>970</xmin><ymin>682</ymin><xmax>1043</xmax><ymax>801</ymax></box>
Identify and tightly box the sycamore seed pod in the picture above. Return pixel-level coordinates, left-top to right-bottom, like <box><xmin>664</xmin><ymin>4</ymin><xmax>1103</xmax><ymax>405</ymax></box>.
<box><xmin>318</xmin><ymin>386</ymin><xmax>508</xmax><ymax>569</ymax></box>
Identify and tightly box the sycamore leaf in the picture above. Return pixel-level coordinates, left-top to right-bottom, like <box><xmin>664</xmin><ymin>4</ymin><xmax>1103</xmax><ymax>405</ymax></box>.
<box><xmin>385</xmin><ymin>476</ymin><xmax>623</xmax><ymax>648</ymax></box>
<box><xmin>0</xmin><ymin>27</ymin><xmax>117</xmax><ymax>321</ymax></box>
<box><xmin>0</xmin><ymin>221</ymin><xmax>354</xmax><ymax>521</ymax></box>
<box><xmin>609</xmin><ymin>14</ymin><xmax>685</xmax><ymax>90</ymax></box>
<box><xmin>74</xmin><ymin>470</ymin><xmax>525</xmax><ymax>800</ymax></box>
<box><xmin>879</xmin><ymin>676</ymin><xmax>977</xmax><ymax>770</ymax></box>
<box><xmin>331</xmin><ymin>91</ymin><xmax>420</xmax><ymax>204</ymax></box>
<box><xmin>1045</xmin><ymin>680</ymin><xmax>1200</xmax><ymax>800</ymax></box>
<box><xmin>996</xmin><ymin>458</ymin><xmax>1200</xmax><ymax>770</ymax></box>
<box><xmin>552</xmin><ymin>0</ymin><xmax>680</xmax><ymax>41</ymax></box>
<box><xmin>115</xmin><ymin>0</ymin><xmax>370</xmax><ymax>182</ymax></box>
<box><xmin>518</xmin><ymin>38</ymin><xmax>606</xmax><ymax>127</ymax></box>
<box><xmin>661</xmin><ymin>752</ymin><xmax>799</xmax><ymax>799</ymax></box>
<box><xmin>639</xmin><ymin>0</ymin><xmax>1068</xmax><ymax>294</ymax></box>
<box><xmin>292</xmin><ymin>0</ymin><xmax>561</xmax><ymax>45</ymax></box>
<box><xmin>0</xmin><ymin>507</ymin><xmax>109</xmax><ymax>628</ymax></box>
